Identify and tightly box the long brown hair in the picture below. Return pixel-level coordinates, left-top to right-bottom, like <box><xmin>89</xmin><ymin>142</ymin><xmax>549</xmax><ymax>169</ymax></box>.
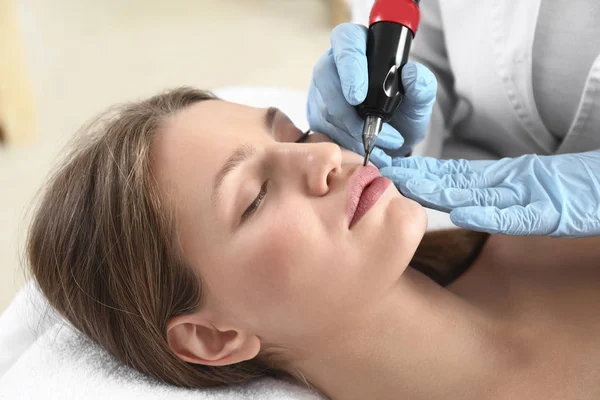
<box><xmin>26</xmin><ymin>87</ymin><xmax>488</xmax><ymax>389</ymax></box>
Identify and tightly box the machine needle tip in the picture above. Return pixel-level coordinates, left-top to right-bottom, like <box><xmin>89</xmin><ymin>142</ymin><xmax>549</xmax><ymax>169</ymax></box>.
<box><xmin>361</xmin><ymin>115</ymin><xmax>383</xmax><ymax>167</ymax></box>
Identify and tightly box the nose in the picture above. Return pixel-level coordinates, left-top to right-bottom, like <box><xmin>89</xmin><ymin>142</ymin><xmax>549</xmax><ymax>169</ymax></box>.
<box><xmin>272</xmin><ymin>142</ymin><xmax>342</xmax><ymax>196</ymax></box>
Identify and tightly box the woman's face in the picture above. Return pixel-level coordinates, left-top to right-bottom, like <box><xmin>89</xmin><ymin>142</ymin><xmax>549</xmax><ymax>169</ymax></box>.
<box><xmin>153</xmin><ymin>100</ymin><xmax>426</xmax><ymax>347</ymax></box>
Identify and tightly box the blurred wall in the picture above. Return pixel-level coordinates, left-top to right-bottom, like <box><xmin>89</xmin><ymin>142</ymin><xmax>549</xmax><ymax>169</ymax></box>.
<box><xmin>0</xmin><ymin>0</ymin><xmax>333</xmax><ymax>313</ymax></box>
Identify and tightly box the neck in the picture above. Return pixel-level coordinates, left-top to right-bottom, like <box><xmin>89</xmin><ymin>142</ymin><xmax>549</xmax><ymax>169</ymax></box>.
<box><xmin>290</xmin><ymin>268</ymin><xmax>525</xmax><ymax>400</ymax></box>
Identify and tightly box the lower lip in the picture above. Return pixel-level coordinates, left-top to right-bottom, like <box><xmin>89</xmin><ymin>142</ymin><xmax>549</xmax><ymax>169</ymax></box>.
<box><xmin>350</xmin><ymin>177</ymin><xmax>391</xmax><ymax>228</ymax></box>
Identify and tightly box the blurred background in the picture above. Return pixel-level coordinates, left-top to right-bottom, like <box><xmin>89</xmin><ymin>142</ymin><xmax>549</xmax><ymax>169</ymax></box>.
<box><xmin>0</xmin><ymin>0</ymin><xmax>353</xmax><ymax>313</ymax></box>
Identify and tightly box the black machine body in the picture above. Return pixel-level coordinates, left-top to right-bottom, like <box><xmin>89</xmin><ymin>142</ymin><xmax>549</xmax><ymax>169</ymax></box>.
<box><xmin>355</xmin><ymin>21</ymin><xmax>414</xmax><ymax>123</ymax></box>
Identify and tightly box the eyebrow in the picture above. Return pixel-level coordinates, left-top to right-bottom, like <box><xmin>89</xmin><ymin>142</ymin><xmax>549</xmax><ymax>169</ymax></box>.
<box><xmin>211</xmin><ymin>107</ymin><xmax>279</xmax><ymax>207</ymax></box>
<box><xmin>264</xmin><ymin>106</ymin><xmax>278</xmax><ymax>133</ymax></box>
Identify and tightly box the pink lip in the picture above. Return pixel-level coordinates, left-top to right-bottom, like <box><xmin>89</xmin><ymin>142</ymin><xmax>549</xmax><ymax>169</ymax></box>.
<box><xmin>347</xmin><ymin>165</ymin><xmax>391</xmax><ymax>228</ymax></box>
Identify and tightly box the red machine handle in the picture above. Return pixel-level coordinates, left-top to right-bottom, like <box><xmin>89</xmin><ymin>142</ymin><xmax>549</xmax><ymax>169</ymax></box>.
<box><xmin>369</xmin><ymin>0</ymin><xmax>421</xmax><ymax>35</ymax></box>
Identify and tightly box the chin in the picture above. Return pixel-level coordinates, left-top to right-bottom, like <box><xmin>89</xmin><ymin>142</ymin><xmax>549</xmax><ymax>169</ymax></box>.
<box><xmin>383</xmin><ymin>194</ymin><xmax>428</xmax><ymax>264</ymax></box>
<box><xmin>357</xmin><ymin>193</ymin><xmax>427</xmax><ymax>301</ymax></box>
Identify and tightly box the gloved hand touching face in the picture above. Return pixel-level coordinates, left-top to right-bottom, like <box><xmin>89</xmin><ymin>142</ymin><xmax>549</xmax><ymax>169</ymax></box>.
<box><xmin>381</xmin><ymin>151</ymin><xmax>600</xmax><ymax>238</ymax></box>
<box><xmin>307</xmin><ymin>23</ymin><xmax>438</xmax><ymax>168</ymax></box>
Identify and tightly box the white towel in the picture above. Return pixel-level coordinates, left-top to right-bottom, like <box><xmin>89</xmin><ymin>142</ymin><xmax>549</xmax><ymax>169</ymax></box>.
<box><xmin>0</xmin><ymin>282</ymin><xmax>325</xmax><ymax>400</ymax></box>
<box><xmin>0</xmin><ymin>280</ymin><xmax>59</xmax><ymax>377</ymax></box>
<box><xmin>0</xmin><ymin>311</ymin><xmax>325</xmax><ymax>399</ymax></box>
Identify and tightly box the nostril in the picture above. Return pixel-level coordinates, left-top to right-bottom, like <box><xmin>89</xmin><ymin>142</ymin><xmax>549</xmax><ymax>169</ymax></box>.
<box><xmin>326</xmin><ymin>166</ymin><xmax>340</xmax><ymax>187</ymax></box>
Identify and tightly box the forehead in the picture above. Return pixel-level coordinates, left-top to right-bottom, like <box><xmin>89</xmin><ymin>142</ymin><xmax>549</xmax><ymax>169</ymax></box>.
<box><xmin>164</xmin><ymin>100</ymin><xmax>269</xmax><ymax>148</ymax></box>
<box><xmin>151</xmin><ymin>100</ymin><xmax>272</xmax><ymax>240</ymax></box>
<box><xmin>154</xmin><ymin>99</ymin><xmax>270</xmax><ymax>174</ymax></box>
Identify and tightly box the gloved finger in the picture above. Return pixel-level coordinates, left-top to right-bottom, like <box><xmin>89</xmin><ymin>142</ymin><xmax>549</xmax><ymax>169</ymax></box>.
<box><xmin>392</xmin><ymin>156</ymin><xmax>476</xmax><ymax>174</ymax></box>
<box><xmin>374</xmin><ymin>123</ymin><xmax>404</xmax><ymax>152</ymax></box>
<box><xmin>311</xmin><ymin>52</ymin><xmax>368</xmax><ymax>143</ymax></box>
<box><xmin>391</xmin><ymin>170</ymin><xmax>480</xmax><ymax>190</ymax></box>
<box><xmin>449</xmin><ymin>202</ymin><xmax>559</xmax><ymax>236</ymax></box>
<box><xmin>392</xmin><ymin>62</ymin><xmax>437</xmax><ymax>140</ymax></box>
<box><xmin>386</xmin><ymin>63</ymin><xmax>437</xmax><ymax>152</ymax></box>
<box><xmin>308</xmin><ymin>51</ymin><xmax>365</xmax><ymax>144</ymax></box>
<box><xmin>308</xmin><ymin>78</ymin><xmax>390</xmax><ymax>167</ymax></box>
<box><xmin>403</xmin><ymin>183</ymin><xmax>523</xmax><ymax>209</ymax></box>
<box><xmin>311</xmin><ymin>105</ymin><xmax>363</xmax><ymax>156</ymax></box>
<box><xmin>369</xmin><ymin>147</ymin><xmax>393</xmax><ymax>169</ymax></box>
<box><xmin>418</xmin><ymin>170</ymin><xmax>503</xmax><ymax>190</ymax></box>
<box><xmin>311</xmin><ymin>50</ymin><xmax>346</xmax><ymax>109</ymax></box>
<box><xmin>380</xmin><ymin>169</ymin><xmax>452</xmax><ymax>213</ymax></box>
<box><xmin>399</xmin><ymin>62</ymin><xmax>438</xmax><ymax>109</ymax></box>
<box><xmin>435</xmin><ymin>173</ymin><xmax>488</xmax><ymax>189</ymax></box>
<box><xmin>331</xmin><ymin>23</ymin><xmax>369</xmax><ymax>106</ymax></box>
<box><xmin>307</xmin><ymin>75</ymin><xmax>357</xmax><ymax>150</ymax></box>
<box><xmin>380</xmin><ymin>167</ymin><xmax>441</xmax><ymax>185</ymax></box>
<box><xmin>400</xmin><ymin>172</ymin><xmax>488</xmax><ymax>190</ymax></box>
<box><xmin>392</xmin><ymin>157</ymin><xmax>501</xmax><ymax>179</ymax></box>
<box><xmin>307</xmin><ymin>71</ymin><xmax>333</xmax><ymax>135</ymax></box>
<box><xmin>396</xmin><ymin>186</ymin><xmax>453</xmax><ymax>214</ymax></box>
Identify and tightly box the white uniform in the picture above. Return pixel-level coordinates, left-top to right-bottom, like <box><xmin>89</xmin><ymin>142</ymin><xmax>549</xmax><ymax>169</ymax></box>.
<box><xmin>351</xmin><ymin>0</ymin><xmax>600</xmax><ymax>160</ymax></box>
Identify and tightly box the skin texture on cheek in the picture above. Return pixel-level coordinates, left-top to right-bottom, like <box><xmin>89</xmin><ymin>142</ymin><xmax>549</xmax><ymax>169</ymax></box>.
<box><xmin>226</xmin><ymin>199</ymin><xmax>350</xmax><ymax>339</ymax></box>
<box><xmin>211</xmin><ymin>200</ymin><xmax>298</xmax><ymax>315</ymax></box>
<box><xmin>246</xmin><ymin>211</ymin><xmax>314</xmax><ymax>297</ymax></box>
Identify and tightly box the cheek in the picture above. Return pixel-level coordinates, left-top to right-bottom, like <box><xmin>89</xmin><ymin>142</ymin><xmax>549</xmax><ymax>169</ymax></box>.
<box><xmin>225</xmin><ymin>208</ymin><xmax>320</xmax><ymax>311</ymax></box>
<box><xmin>231</xmin><ymin>203</ymin><xmax>347</xmax><ymax>329</ymax></box>
<box><xmin>381</xmin><ymin>195</ymin><xmax>427</xmax><ymax>265</ymax></box>
<box><xmin>259</xmin><ymin>206</ymin><xmax>365</xmax><ymax>322</ymax></box>
<box><xmin>246</xmin><ymin>208</ymin><xmax>328</xmax><ymax>296</ymax></box>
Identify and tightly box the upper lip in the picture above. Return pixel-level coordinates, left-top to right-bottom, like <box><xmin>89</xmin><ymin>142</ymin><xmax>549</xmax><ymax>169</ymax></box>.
<box><xmin>347</xmin><ymin>165</ymin><xmax>382</xmax><ymax>227</ymax></box>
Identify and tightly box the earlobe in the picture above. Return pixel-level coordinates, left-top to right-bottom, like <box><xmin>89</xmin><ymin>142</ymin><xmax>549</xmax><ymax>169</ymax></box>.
<box><xmin>166</xmin><ymin>313</ymin><xmax>261</xmax><ymax>366</ymax></box>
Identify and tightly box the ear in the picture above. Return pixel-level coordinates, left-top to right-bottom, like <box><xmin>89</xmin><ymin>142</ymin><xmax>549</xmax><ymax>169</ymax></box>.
<box><xmin>166</xmin><ymin>311</ymin><xmax>261</xmax><ymax>366</ymax></box>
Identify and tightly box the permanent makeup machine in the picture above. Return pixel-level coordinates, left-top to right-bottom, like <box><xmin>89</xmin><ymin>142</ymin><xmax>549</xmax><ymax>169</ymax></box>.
<box><xmin>357</xmin><ymin>0</ymin><xmax>421</xmax><ymax>166</ymax></box>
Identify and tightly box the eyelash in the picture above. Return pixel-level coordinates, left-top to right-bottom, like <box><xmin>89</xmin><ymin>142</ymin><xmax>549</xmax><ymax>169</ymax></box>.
<box><xmin>242</xmin><ymin>180</ymin><xmax>269</xmax><ymax>222</ymax></box>
<box><xmin>295</xmin><ymin>130</ymin><xmax>311</xmax><ymax>143</ymax></box>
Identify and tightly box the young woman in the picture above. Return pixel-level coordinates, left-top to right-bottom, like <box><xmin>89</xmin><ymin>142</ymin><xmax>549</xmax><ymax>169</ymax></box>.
<box><xmin>27</xmin><ymin>87</ymin><xmax>600</xmax><ymax>400</ymax></box>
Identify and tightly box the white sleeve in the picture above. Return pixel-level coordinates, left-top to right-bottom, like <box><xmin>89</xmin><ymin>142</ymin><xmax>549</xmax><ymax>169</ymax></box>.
<box><xmin>410</xmin><ymin>0</ymin><xmax>456</xmax><ymax>158</ymax></box>
<box><xmin>349</xmin><ymin>0</ymin><xmax>375</xmax><ymax>25</ymax></box>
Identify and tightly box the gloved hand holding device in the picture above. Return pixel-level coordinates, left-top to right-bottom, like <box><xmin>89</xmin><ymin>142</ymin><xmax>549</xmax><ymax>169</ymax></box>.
<box><xmin>307</xmin><ymin>22</ymin><xmax>437</xmax><ymax>168</ymax></box>
<box><xmin>382</xmin><ymin>151</ymin><xmax>600</xmax><ymax>237</ymax></box>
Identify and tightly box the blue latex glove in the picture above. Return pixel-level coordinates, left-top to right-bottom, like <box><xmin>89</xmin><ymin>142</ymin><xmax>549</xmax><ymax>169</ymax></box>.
<box><xmin>381</xmin><ymin>151</ymin><xmax>600</xmax><ymax>237</ymax></box>
<box><xmin>307</xmin><ymin>23</ymin><xmax>437</xmax><ymax>168</ymax></box>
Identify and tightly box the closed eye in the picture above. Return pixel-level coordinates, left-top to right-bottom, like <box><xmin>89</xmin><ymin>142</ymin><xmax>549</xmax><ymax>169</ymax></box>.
<box><xmin>241</xmin><ymin>180</ymin><xmax>269</xmax><ymax>223</ymax></box>
<box><xmin>240</xmin><ymin>130</ymin><xmax>309</xmax><ymax>223</ymax></box>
